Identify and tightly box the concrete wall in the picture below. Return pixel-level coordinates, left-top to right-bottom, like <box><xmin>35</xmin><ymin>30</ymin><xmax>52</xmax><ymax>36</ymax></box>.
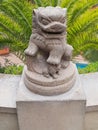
<box><xmin>0</xmin><ymin>111</ymin><xmax>19</xmax><ymax>130</ymax></box>
<box><xmin>80</xmin><ymin>73</ymin><xmax>98</xmax><ymax>130</ymax></box>
<box><xmin>85</xmin><ymin>111</ymin><xmax>98</xmax><ymax>130</ymax></box>
<box><xmin>0</xmin><ymin>75</ymin><xmax>20</xmax><ymax>130</ymax></box>
<box><xmin>1</xmin><ymin>107</ymin><xmax>98</xmax><ymax>130</ymax></box>
<box><xmin>0</xmin><ymin>73</ymin><xmax>98</xmax><ymax>130</ymax></box>
<box><xmin>0</xmin><ymin>107</ymin><xmax>19</xmax><ymax>130</ymax></box>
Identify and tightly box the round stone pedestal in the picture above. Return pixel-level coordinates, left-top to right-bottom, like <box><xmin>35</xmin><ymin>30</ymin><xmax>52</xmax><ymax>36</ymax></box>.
<box><xmin>23</xmin><ymin>62</ymin><xmax>77</xmax><ymax>96</ymax></box>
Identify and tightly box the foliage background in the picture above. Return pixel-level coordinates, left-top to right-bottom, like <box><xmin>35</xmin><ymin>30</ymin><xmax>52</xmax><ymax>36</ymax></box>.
<box><xmin>0</xmin><ymin>0</ymin><xmax>98</xmax><ymax>56</ymax></box>
<box><xmin>0</xmin><ymin>0</ymin><xmax>98</xmax><ymax>74</ymax></box>
<box><xmin>78</xmin><ymin>62</ymin><xmax>98</xmax><ymax>74</ymax></box>
<box><xmin>0</xmin><ymin>0</ymin><xmax>35</xmax><ymax>52</ymax></box>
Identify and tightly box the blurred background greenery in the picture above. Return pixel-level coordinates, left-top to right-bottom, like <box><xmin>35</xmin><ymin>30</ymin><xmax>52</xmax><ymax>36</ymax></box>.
<box><xmin>0</xmin><ymin>0</ymin><xmax>98</xmax><ymax>74</ymax></box>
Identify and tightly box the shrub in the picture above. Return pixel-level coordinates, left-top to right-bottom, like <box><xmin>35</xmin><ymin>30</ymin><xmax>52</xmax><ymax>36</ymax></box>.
<box><xmin>0</xmin><ymin>65</ymin><xmax>23</xmax><ymax>75</ymax></box>
<box><xmin>78</xmin><ymin>62</ymin><xmax>98</xmax><ymax>74</ymax></box>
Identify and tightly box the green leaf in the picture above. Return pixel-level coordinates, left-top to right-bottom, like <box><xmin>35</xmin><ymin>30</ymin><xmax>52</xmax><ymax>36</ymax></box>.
<box><xmin>33</xmin><ymin>0</ymin><xmax>43</xmax><ymax>7</ymax></box>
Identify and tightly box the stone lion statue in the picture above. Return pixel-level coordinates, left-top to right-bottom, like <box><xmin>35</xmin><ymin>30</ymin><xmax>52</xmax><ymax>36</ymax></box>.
<box><xmin>25</xmin><ymin>6</ymin><xmax>73</xmax><ymax>78</ymax></box>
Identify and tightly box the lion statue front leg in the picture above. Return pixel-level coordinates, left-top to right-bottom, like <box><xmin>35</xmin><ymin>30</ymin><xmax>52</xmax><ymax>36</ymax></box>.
<box><xmin>61</xmin><ymin>44</ymin><xmax>73</xmax><ymax>68</ymax></box>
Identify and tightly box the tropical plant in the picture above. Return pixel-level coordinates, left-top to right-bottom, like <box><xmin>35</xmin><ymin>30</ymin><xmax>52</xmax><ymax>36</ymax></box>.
<box><xmin>0</xmin><ymin>0</ymin><xmax>36</xmax><ymax>52</ymax></box>
<box><xmin>0</xmin><ymin>0</ymin><xmax>98</xmax><ymax>62</ymax></box>
<box><xmin>78</xmin><ymin>61</ymin><xmax>98</xmax><ymax>74</ymax></box>
<box><xmin>0</xmin><ymin>57</ymin><xmax>23</xmax><ymax>75</ymax></box>
<box><xmin>84</xmin><ymin>49</ymin><xmax>98</xmax><ymax>62</ymax></box>
<box><xmin>33</xmin><ymin>0</ymin><xmax>61</xmax><ymax>7</ymax></box>
<box><xmin>63</xmin><ymin>0</ymin><xmax>98</xmax><ymax>57</ymax></box>
<box><xmin>0</xmin><ymin>65</ymin><xmax>23</xmax><ymax>74</ymax></box>
<box><xmin>0</xmin><ymin>0</ymin><xmax>7</xmax><ymax>4</ymax></box>
<box><xmin>0</xmin><ymin>0</ymin><xmax>3</xmax><ymax>3</ymax></box>
<box><xmin>33</xmin><ymin>0</ymin><xmax>98</xmax><ymax>59</ymax></box>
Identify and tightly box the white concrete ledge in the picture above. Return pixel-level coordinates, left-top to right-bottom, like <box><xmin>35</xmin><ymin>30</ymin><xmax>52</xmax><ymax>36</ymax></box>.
<box><xmin>80</xmin><ymin>72</ymin><xmax>98</xmax><ymax>112</ymax></box>
<box><xmin>0</xmin><ymin>73</ymin><xmax>98</xmax><ymax>130</ymax></box>
<box><xmin>0</xmin><ymin>74</ymin><xmax>20</xmax><ymax>113</ymax></box>
<box><xmin>0</xmin><ymin>107</ymin><xmax>16</xmax><ymax>114</ymax></box>
<box><xmin>0</xmin><ymin>73</ymin><xmax>98</xmax><ymax>112</ymax></box>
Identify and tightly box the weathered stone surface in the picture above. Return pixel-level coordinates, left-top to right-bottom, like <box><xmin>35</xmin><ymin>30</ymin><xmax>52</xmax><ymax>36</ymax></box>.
<box><xmin>0</xmin><ymin>74</ymin><xmax>20</xmax><ymax>109</ymax></box>
<box><xmin>80</xmin><ymin>72</ymin><xmax>98</xmax><ymax>111</ymax></box>
<box><xmin>80</xmin><ymin>73</ymin><xmax>98</xmax><ymax>130</ymax></box>
<box><xmin>17</xmin><ymin>101</ymin><xmax>85</xmax><ymax>130</ymax></box>
<box><xmin>24</xmin><ymin>7</ymin><xmax>76</xmax><ymax>95</ymax></box>
<box><xmin>17</xmin><ymin>68</ymin><xmax>85</xmax><ymax>101</ymax></box>
<box><xmin>85</xmin><ymin>112</ymin><xmax>98</xmax><ymax>130</ymax></box>
<box><xmin>1</xmin><ymin>73</ymin><xmax>98</xmax><ymax>130</ymax></box>
<box><xmin>0</xmin><ymin>113</ymin><xmax>18</xmax><ymax>130</ymax></box>
<box><xmin>0</xmin><ymin>74</ymin><xmax>20</xmax><ymax>130</ymax></box>
<box><xmin>24</xmin><ymin>62</ymin><xmax>77</xmax><ymax>96</ymax></box>
<box><xmin>25</xmin><ymin>7</ymin><xmax>73</xmax><ymax>78</ymax></box>
<box><xmin>16</xmin><ymin>71</ymin><xmax>86</xmax><ymax>130</ymax></box>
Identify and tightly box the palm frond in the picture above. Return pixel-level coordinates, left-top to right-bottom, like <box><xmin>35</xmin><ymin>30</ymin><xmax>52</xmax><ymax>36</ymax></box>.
<box><xmin>0</xmin><ymin>0</ymin><xmax>34</xmax><ymax>53</ymax></box>
<box><xmin>10</xmin><ymin>2</ymin><xmax>31</xmax><ymax>30</ymax></box>
<box><xmin>50</xmin><ymin>0</ymin><xmax>60</xmax><ymax>6</ymax></box>
<box><xmin>0</xmin><ymin>34</ymin><xmax>13</xmax><ymax>48</ymax></box>
<box><xmin>33</xmin><ymin>0</ymin><xmax>43</xmax><ymax>7</ymax></box>
<box><xmin>67</xmin><ymin>0</ymin><xmax>79</xmax><ymax>11</ymax></box>
<box><xmin>60</xmin><ymin>0</ymin><xmax>70</xmax><ymax>7</ymax></box>
<box><xmin>0</xmin><ymin>22</ymin><xmax>16</xmax><ymax>37</ymax></box>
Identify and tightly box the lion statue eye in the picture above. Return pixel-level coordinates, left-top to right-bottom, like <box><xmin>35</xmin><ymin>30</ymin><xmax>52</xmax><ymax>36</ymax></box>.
<box><xmin>61</xmin><ymin>18</ymin><xmax>65</xmax><ymax>23</ymax></box>
<box><xmin>41</xmin><ymin>19</ymin><xmax>49</xmax><ymax>25</ymax></box>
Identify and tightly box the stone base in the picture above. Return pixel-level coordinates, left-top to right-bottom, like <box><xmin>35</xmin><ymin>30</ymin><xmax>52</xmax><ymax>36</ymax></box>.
<box><xmin>1</xmin><ymin>73</ymin><xmax>98</xmax><ymax>130</ymax></box>
<box><xmin>16</xmin><ymin>70</ymin><xmax>86</xmax><ymax>130</ymax></box>
<box><xmin>23</xmin><ymin>62</ymin><xmax>77</xmax><ymax>96</ymax></box>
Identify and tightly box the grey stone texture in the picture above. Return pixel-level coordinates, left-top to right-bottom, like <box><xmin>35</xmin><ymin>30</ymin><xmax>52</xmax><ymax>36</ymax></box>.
<box><xmin>0</xmin><ymin>112</ymin><xmax>18</xmax><ymax>130</ymax></box>
<box><xmin>23</xmin><ymin>62</ymin><xmax>77</xmax><ymax>96</ymax></box>
<box><xmin>17</xmin><ymin>101</ymin><xmax>85</xmax><ymax>130</ymax></box>
<box><xmin>0</xmin><ymin>74</ymin><xmax>20</xmax><ymax>130</ymax></box>
<box><xmin>25</xmin><ymin>7</ymin><xmax>73</xmax><ymax>77</ymax></box>
<box><xmin>85</xmin><ymin>111</ymin><xmax>98</xmax><ymax>130</ymax></box>
<box><xmin>80</xmin><ymin>73</ymin><xmax>98</xmax><ymax>130</ymax></box>
<box><xmin>16</xmin><ymin>69</ymin><xmax>86</xmax><ymax>130</ymax></box>
<box><xmin>0</xmin><ymin>73</ymin><xmax>98</xmax><ymax>130</ymax></box>
<box><xmin>24</xmin><ymin>7</ymin><xmax>76</xmax><ymax>96</ymax></box>
<box><xmin>80</xmin><ymin>73</ymin><xmax>98</xmax><ymax>110</ymax></box>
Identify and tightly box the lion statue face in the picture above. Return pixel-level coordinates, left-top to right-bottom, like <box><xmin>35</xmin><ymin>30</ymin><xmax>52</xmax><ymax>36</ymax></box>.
<box><xmin>33</xmin><ymin>7</ymin><xmax>67</xmax><ymax>33</ymax></box>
